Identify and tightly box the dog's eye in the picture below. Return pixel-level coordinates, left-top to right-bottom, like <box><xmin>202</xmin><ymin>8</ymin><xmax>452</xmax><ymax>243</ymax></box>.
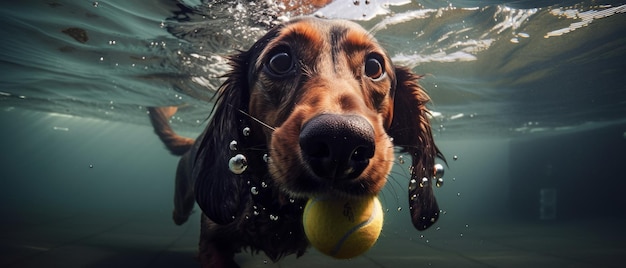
<box><xmin>364</xmin><ymin>54</ymin><xmax>385</xmax><ymax>80</ymax></box>
<box><xmin>267</xmin><ymin>52</ymin><xmax>294</xmax><ymax>76</ymax></box>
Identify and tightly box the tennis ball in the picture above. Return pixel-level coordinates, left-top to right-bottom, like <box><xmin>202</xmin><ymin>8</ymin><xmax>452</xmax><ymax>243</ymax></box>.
<box><xmin>302</xmin><ymin>195</ymin><xmax>383</xmax><ymax>259</ymax></box>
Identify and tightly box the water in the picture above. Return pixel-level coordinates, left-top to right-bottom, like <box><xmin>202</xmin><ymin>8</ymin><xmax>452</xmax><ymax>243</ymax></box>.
<box><xmin>2</xmin><ymin>0</ymin><xmax>624</xmax><ymax>137</ymax></box>
<box><xmin>1</xmin><ymin>0</ymin><xmax>625</xmax><ymax>267</ymax></box>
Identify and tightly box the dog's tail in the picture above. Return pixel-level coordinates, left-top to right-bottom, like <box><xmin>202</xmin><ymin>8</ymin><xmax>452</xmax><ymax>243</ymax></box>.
<box><xmin>147</xmin><ymin>106</ymin><xmax>195</xmax><ymax>156</ymax></box>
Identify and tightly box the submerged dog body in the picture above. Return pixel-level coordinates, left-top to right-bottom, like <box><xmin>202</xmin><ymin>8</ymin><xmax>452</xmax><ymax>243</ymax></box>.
<box><xmin>149</xmin><ymin>17</ymin><xmax>443</xmax><ymax>268</ymax></box>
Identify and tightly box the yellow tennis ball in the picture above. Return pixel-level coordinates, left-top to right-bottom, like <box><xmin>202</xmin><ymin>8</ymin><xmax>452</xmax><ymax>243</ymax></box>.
<box><xmin>302</xmin><ymin>195</ymin><xmax>383</xmax><ymax>259</ymax></box>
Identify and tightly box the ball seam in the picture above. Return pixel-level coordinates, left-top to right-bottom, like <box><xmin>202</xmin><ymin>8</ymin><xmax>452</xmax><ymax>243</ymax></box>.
<box><xmin>329</xmin><ymin>197</ymin><xmax>381</xmax><ymax>257</ymax></box>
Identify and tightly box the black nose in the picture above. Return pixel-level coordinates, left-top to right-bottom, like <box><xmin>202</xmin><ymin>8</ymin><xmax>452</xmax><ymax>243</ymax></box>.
<box><xmin>299</xmin><ymin>114</ymin><xmax>376</xmax><ymax>181</ymax></box>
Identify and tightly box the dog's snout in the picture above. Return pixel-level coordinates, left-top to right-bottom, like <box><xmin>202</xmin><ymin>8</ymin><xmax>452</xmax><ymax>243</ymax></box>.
<box><xmin>299</xmin><ymin>114</ymin><xmax>375</xmax><ymax>180</ymax></box>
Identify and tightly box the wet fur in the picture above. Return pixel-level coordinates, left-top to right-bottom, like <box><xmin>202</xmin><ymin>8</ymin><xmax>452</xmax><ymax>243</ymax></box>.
<box><xmin>148</xmin><ymin>17</ymin><xmax>443</xmax><ymax>268</ymax></box>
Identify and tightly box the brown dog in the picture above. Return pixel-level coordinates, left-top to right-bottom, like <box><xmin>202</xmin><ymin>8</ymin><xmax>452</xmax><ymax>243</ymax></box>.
<box><xmin>148</xmin><ymin>17</ymin><xmax>443</xmax><ymax>268</ymax></box>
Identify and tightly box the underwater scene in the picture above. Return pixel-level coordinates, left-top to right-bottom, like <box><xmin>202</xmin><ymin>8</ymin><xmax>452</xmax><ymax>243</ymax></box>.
<box><xmin>1</xmin><ymin>0</ymin><xmax>625</xmax><ymax>267</ymax></box>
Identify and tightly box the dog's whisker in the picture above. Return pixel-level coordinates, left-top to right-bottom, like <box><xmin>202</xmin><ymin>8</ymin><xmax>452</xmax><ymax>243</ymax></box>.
<box><xmin>246</xmin><ymin>146</ymin><xmax>269</xmax><ymax>152</ymax></box>
<box><xmin>224</xmin><ymin>103</ymin><xmax>276</xmax><ymax>132</ymax></box>
<box><xmin>236</xmin><ymin>108</ymin><xmax>276</xmax><ymax>132</ymax></box>
<box><xmin>389</xmin><ymin>169</ymin><xmax>410</xmax><ymax>182</ymax></box>
<box><xmin>383</xmin><ymin>160</ymin><xmax>413</xmax><ymax>201</ymax></box>
<box><xmin>381</xmin><ymin>176</ymin><xmax>403</xmax><ymax>210</ymax></box>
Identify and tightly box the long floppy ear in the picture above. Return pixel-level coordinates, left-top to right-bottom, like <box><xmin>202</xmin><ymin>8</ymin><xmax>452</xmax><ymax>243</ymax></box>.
<box><xmin>192</xmin><ymin>26</ymin><xmax>282</xmax><ymax>225</ymax></box>
<box><xmin>388</xmin><ymin>66</ymin><xmax>444</xmax><ymax>231</ymax></box>
<box><xmin>191</xmin><ymin>49</ymin><xmax>253</xmax><ymax>225</ymax></box>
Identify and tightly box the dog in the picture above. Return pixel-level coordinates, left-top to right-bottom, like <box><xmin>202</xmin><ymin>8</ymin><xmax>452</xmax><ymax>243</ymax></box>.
<box><xmin>148</xmin><ymin>17</ymin><xmax>443</xmax><ymax>268</ymax></box>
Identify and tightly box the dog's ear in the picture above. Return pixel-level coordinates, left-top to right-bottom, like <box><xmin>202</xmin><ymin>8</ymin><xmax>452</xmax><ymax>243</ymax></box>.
<box><xmin>388</xmin><ymin>66</ymin><xmax>444</xmax><ymax>231</ymax></box>
<box><xmin>192</xmin><ymin>26</ymin><xmax>283</xmax><ymax>225</ymax></box>
<box><xmin>192</xmin><ymin>49</ymin><xmax>252</xmax><ymax>225</ymax></box>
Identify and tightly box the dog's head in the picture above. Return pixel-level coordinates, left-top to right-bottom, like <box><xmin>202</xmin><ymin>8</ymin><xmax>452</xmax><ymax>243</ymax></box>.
<box><xmin>194</xmin><ymin>17</ymin><xmax>443</xmax><ymax>231</ymax></box>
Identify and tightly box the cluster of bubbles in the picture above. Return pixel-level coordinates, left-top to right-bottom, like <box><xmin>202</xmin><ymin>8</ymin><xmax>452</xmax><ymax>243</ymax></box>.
<box><xmin>249</xmin><ymin>181</ymin><xmax>270</xmax><ymax>196</ymax></box>
<box><xmin>434</xmin><ymin>163</ymin><xmax>444</xmax><ymax>188</ymax></box>
<box><xmin>406</xmin><ymin>162</ymin><xmax>446</xmax><ymax>189</ymax></box>
<box><xmin>227</xmin><ymin>126</ymin><xmax>258</xmax><ymax>174</ymax></box>
<box><xmin>398</xmin><ymin>154</ymin><xmax>460</xmax><ymax>189</ymax></box>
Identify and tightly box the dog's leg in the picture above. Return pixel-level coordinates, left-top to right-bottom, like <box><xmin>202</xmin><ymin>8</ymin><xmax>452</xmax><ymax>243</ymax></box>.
<box><xmin>147</xmin><ymin>106</ymin><xmax>197</xmax><ymax>225</ymax></box>
<box><xmin>147</xmin><ymin>106</ymin><xmax>194</xmax><ymax>156</ymax></box>
<box><xmin>198</xmin><ymin>214</ymin><xmax>240</xmax><ymax>268</ymax></box>
<box><xmin>172</xmin><ymin>153</ymin><xmax>195</xmax><ymax>225</ymax></box>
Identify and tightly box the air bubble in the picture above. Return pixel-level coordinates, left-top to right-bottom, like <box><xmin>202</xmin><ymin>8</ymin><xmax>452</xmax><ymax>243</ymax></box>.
<box><xmin>397</xmin><ymin>207</ymin><xmax>402</xmax><ymax>212</ymax></box>
<box><xmin>453</xmin><ymin>155</ymin><xmax>458</xmax><ymax>160</ymax></box>
<box><xmin>242</xmin><ymin>127</ymin><xmax>251</xmax><ymax>136</ymax></box>
<box><xmin>436</xmin><ymin>178</ymin><xmax>444</xmax><ymax>188</ymax></box>
<box><xmin>229</xmin><ymin>154</ymin><xmax>248</xmax><ymax>174</ymax></box>
<box><xmin>398</xmin><ymin>155</ymin><xmax>405</xmax><ymax>164</ymax></box>
<box><xmin>434</xmin><ymin>163</ymin><xmax>444</xmax><ymax>178</ymax></box>
<box><xmin>419</xmin><ymin>177</ymin><xmax>429</xmax><ymax>188</ymax></box>
<box><xmin>269</xmin><ymin>214</ymin><xmax>279</xmax><ymax>221</ymax></box>
<box><xmin>250</xmin><ymin>187</ymin><xmax>259</xmax><ymax>195</ymax></box>
<box><xmin>229</xmin><ymin>140</ymin><xmax>238</xmax><ymax>151</ymax></box>
<box><xmin>263</xmin><ymin>154</ymin><xmax>269</xmax><ymax>163</ymax></box>
<box><xmin>261</xmin><ymin>181</ymin><xmax>268</xmax><ymax>188</ymax></box>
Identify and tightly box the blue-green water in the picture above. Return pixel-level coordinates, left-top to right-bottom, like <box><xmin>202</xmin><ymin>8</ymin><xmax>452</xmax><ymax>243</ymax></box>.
<box><xmin>2</xmin><ymin>0</ymin><xmax>625</xmax><ymax>137</ymax></box>
<box><xmin>1</xmin><ymin>1</ymin><xmax>625</xmax><ymax>267</ymax></box>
